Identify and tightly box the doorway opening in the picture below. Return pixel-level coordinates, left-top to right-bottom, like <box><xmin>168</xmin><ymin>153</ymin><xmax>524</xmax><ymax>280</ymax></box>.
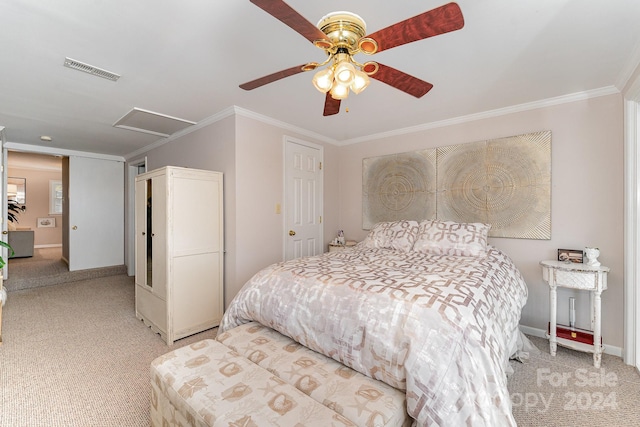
<box><xmin>4</xmin><ymin>151</ymin><xmax>67</xmax><ymax>291</ymax></box>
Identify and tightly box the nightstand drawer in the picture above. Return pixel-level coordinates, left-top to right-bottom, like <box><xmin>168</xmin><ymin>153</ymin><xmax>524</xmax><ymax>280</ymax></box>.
<box><xmin>554</xmin><ymin>269</ymin><xmax>597</xmax><ymax>290</ymax></box>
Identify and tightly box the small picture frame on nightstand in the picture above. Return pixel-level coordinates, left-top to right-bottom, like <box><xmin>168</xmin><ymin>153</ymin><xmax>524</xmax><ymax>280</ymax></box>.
<box><xmin>557</xmin><ymin>248</ymin><xmax>583</xmax><ymax>263</ymax></box>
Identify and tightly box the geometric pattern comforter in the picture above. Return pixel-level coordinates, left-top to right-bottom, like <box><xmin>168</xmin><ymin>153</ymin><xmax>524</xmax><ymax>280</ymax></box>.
<box><xmin>220</xmin><ymin>245</ymin><xmax>528</xmax><ymax>426</ymax></box>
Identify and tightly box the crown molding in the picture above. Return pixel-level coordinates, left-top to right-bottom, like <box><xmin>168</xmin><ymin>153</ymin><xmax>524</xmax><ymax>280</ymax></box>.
<box><xmin>123</xmin><ymin>86</ymin><xmax>622</xmax><ymax>157</ymax></box>
<box><xmin>339</xmin><ymin>86</ymin><xmax>621</xmax><ymax>146</ymax></box>
<box><xmin>618</xmin><ymin>43</ymin><xmax>640</xmax><ymax>93</ymax></box>
<box><xmin>233</xmin><ymin>106</ymin><xmax>338</xmax><ymax>145</ymax></box>
<box><xmin>124</xmin><ymin>105</ymin><xmax>339</xmax><ymax>161</ymax></box>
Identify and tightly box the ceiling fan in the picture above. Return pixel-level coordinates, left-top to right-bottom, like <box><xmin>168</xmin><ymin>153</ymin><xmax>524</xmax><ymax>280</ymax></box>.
<box><xmin>240</xmin><ymin>0</ymin><xmax>465</xmax><ymax>116</ymax></box>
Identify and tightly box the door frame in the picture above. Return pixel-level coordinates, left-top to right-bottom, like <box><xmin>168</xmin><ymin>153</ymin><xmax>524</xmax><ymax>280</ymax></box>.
<box><xmin>2</xmin><ymin>142</ymin><xmax>126</xmax><ymax>270</ymax></box>
<box><xmin>126</xmin><ymin>157</ymin><xmax>146</xmax><ymax>276</ymax></box>
<box><xmin>1</xmin><ymin>127</ymin><xmax>8</xmax><ymax>279</ymax></box>
<box><xmin>283</xmin><ymin>136</ymin><xmax>323</xmax><ymax>260</ymax></box>
<box><xmin>624</xmin><ymin>70</ymin><xmax>640</xmax><ymax>371</ymax></box>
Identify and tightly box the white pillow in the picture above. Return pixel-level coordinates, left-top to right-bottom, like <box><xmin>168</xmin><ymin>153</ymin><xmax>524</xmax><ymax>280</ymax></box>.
<box><xmin>361</xmin><ymin>220</ymin><xmax>420</xmax><ymax>252</ymax></box>
<box><xmin>413</xmin><ymin>220</ymin><xmax>491</xmax><ymax>257</ymax></box>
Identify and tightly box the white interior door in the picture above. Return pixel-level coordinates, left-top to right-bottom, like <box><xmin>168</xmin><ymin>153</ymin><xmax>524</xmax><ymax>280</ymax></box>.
<box><xmin>68</xmin><ymin>156</ymin><xmax>124</xmax><ymax>271</ymax></box>
<box><xmin>284</xmin><ymin>138</ymin><xmax>323</xmax><ymax>260</ymax></box>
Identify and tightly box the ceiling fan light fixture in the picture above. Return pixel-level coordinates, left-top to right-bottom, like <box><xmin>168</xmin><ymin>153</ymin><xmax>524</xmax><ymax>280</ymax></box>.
<box><xmin>242</xmin><ymin>1</ymin><xmax>465</xmax><ymax>116</ymax></box>
<box><xmin>334</xmin><ymin>60</ymin><xmax>356</xmax><ymax>85</ymax></box>
<box><xmin>312</xmin><ymin>68</ymin><xmax>334</xmax><ymax>92</ymax></box>
<box><xmin>330</xmin><ymin>83</ymin><xmax>349</xmax><ymax>100</ymax></box>
<box><xmin>350</xmin><ymin>70</ymin><xmax>370</xmax><ymax>94</ymax></box>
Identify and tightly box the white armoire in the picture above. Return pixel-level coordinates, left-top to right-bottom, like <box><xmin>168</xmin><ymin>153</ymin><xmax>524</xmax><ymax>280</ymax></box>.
<box><xmin>134</xmin><ymin>166</ymin><xmax>223</xmax><ymax>345</ymax></box>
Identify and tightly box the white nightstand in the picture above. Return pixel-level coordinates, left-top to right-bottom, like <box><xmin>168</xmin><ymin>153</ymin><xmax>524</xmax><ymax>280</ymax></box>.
<box><xmin>540</xmin><ymin>260</ymin><xmax>609</xmax><ymax>368</ymax></box>
<box><xmin>328</xmin><ymin>241</ymin><xmax>357</xmax><ymax>253</ymax></box>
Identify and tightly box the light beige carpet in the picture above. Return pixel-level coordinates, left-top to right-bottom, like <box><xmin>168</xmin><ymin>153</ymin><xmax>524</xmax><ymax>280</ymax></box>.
<box><xmin>1</xmin><ymin>274</ymin><xmax>639</xmax><ymax>426</ymax></box>
<box><xmin>0</xmin><ymin>275</ymin><xmax>217</xmax><ymax>426</ymax></box>
<box><xmin>508</xmin><ymin>335</ymin><xmax>640</xmax><ymax>426</ymax></box>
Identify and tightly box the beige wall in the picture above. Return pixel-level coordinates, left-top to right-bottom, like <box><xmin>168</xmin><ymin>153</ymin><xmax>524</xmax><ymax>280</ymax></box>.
<box><xmin>337</xmin><ymin>93</ymin><xmax>624</xmax><ymax>349</ymax></box>
<box><xmin>133</xmin><ymin>113</ymin><xmax>339</xmax><ymax>307</ymax></box>
<box><xmin>139</xmin><ymin>115</ymin><xmax>237</xmax><ymax>306</ymax></box>
<box><xmin>8</xmin><ymin>162</ymin><xmax>63</xmax><ymax>247</ymax></box>
<box><xmin>130</xmin><ymin>94</ymin><xmax>624</xmax><ymax>350</ymax></box>
<box><xmin>234</xmin><ymin>116</ymin><xmax>340</xmax><ymax>300</ymax></box>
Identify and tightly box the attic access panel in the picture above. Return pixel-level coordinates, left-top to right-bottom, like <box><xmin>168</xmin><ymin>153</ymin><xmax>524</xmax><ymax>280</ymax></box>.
<box><xmin>113</xmin><ymin>108</ymin><xmax>196</xmax><ymax>137</ymax></box>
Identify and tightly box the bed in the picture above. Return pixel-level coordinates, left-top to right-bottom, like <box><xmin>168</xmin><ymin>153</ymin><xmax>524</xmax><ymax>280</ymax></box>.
<box><xmin>218</xmin><ymin>219</ymin><xmax>529</xmax><ymax>426</ymax></box>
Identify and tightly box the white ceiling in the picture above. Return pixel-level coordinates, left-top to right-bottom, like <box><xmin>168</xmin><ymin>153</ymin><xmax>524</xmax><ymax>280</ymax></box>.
<box><xmin>1</xmin><ymin>0</ymin><xmax>639</xmax><ymax>158</ymax></box>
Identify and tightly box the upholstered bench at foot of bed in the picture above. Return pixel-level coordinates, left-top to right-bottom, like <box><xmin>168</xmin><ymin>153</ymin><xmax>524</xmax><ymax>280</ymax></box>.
<box><xmin>151</xmin><ymin>339</ymin><xmax>356</xmax><ymax>426</ymax></box>
<box><xmin>216</xmin><ymin>322</ymin><xmax>409</xmax><ymax>427</ymax></box>
<box><xmin>151</xmin><ymin>323</ymin><xmax>410</xmax><ymax>427</ymax></box>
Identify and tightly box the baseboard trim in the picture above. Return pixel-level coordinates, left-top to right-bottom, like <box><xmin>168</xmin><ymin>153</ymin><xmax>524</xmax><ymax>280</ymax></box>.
<box><xmin>520</xmin><ymin>325</ymin><xmax>623</xmax><ymax>358</ymax></box>
<box><xmin>34</xmin><ymin>244</ymin><xmax>62</xmax><ymax>249</ymax></box>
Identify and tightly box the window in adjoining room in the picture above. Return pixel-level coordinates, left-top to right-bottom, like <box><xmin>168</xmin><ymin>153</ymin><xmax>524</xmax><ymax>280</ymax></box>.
<box><xmin>49</xmin><ymin>180</ymin><xmax>63</xmax><ymax>214</ymax></box>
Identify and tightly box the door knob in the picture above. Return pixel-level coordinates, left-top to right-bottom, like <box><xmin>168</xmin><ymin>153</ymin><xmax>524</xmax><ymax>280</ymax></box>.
<box><xmin>1</xmin><ymin>231</ymin><xmax>7</xmax><ymax>235</ymax></box>
<box><xmin>289</xmin><ymin>230</ymin><xmax>296</xmax><ymax>236</ymax></box>
<box><xmin>72</xmin><ymin>226</ymin><xmax>78</xmax><ymax>230</ymax></box>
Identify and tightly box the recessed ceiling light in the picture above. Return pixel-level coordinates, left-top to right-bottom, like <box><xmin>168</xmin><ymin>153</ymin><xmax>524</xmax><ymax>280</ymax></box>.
<box><xmin>40</xmin><ymin>136</ymin><xmax>52</xmax><ymax>141</ymax></box>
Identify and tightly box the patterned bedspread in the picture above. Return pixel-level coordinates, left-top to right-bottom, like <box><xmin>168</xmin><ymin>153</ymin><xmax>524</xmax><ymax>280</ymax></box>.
<box><xmin>220</xmin><ymin>245</ymin><xmax>528</xmax><ymax>426</ymax></box>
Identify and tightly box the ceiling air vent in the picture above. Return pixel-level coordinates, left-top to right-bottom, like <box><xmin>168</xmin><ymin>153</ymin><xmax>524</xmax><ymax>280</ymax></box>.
<box><xmin>63</xmin><ymin>57</ymin><xmax>121</xmax><ymax>81</ymax></box>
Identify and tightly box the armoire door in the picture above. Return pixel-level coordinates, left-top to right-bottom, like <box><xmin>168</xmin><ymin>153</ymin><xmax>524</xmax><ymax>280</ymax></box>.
<box><xmin>135</xmin><ymin>174</ymin><xmax>167</xmax><ymax>299</ymax></box>
<box><xmin>151</xmin><ymin>175</ymin><xmax>167</xmax><ymax>300</ymax></box>
<box><xmin>134</xmin><ymin>178</ymin><xmax>150</xmax><ymax>287</ymax></box>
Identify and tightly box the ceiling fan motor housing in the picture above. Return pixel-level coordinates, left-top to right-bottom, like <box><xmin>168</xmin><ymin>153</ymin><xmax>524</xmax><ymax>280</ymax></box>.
<box><xmin>316</xmin><ymin>11</ymin><xmax>376</xmax><ymax>54</ymax></box>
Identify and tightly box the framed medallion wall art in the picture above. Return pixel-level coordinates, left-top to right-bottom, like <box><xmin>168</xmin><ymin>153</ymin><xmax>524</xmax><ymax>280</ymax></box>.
<box><xmin>362</xmin><ymin>131</ymin><xmax>551</xmax><ymax>239</ymax></box>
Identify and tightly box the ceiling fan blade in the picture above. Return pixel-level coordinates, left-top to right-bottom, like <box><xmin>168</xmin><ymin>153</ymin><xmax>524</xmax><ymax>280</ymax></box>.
<box><xmin>239</xmin><ymin>64</ymin><xmax>307</xmax><ymax>90</ymax></box>
<box><xmin>250</xmin><ymin>0</ymin><xmax>330</xmax><ymax>44</ymax></box>
<box><xmin>366</xmin><ymin>2</ymin><xmax>464</xmax><ymax>53</ymax></box>
<box><xmin>370</xmin><ymin>63</ymin><xmax>433</xmax><ymax>98</ymax></box>
<box><xmin>323</xmin><ymin>93</ymin><xmax>341</xmax><ymax>116</ymax></box>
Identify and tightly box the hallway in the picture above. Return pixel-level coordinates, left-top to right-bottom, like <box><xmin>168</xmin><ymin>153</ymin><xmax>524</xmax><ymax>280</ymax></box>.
<box><xmin>4</xmin><ymin>247</ymin><xmax>126</xmax><ymax>292</ymax></box>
